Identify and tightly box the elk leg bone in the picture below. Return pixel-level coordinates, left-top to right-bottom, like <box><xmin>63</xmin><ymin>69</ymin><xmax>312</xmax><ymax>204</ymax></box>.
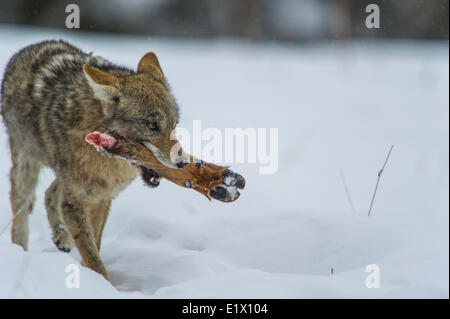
<box><xmin>85</xmin><ymin>131</ymin><xmax>245</xmax><ymax>202</ymax></box>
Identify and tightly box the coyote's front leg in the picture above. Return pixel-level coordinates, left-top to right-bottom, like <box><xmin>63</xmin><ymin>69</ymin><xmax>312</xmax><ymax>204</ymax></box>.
<box><xmin>61</xmin><ymin>192</ymin><xmax>110</xmax><ymax>281</ymax></box>
<box><xmin>45</xmin><ymin>179</ymin><xmax>75</xmax><ymax>252</ymax></box>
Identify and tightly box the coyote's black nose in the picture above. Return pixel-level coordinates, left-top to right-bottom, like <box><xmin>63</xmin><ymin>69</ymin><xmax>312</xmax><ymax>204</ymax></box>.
<box><xmin>176</xmin><ymin>161</ymin><xmax>188</xmax><ymax>168</ymax></box>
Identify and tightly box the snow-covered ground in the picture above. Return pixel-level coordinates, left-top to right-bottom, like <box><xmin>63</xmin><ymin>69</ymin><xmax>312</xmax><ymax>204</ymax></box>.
<box><xmin>0</xmin><ymin>25</ymin><xmax>448</xmax><ymax>298</ymax></box>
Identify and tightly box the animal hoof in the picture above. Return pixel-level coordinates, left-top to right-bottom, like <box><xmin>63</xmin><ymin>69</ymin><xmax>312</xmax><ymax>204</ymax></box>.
<box><xmin>222</xmin><ymin>169</ymin><xmax>245</xmax><ymax>189</ymax></box>
<box><xmin>209</xmin><ymin>169</ymin><xmax>245</xmax><ymax>202</ymax></box>
<box><xmin>210</xmin><ymin>185</ymin><xmax>240</xmax><ymax>203</ymax></box>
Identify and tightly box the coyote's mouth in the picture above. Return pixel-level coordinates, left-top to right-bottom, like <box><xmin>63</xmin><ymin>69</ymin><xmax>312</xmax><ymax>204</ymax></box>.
<box><xmin>138</xmin><ymin>165</ymin><xmax>161</xmax><ymax>188</ymax></box>
<box><xmin>85</xmin><ymin>131</ymin><xmax>161</xmax><ymax>187</ymax></box>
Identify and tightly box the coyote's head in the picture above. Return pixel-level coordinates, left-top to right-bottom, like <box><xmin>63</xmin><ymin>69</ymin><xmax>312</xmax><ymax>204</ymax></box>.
<box><xmin>83</xmin><ymin>53</ymin><xmax>185</xmax><ymax>169</ymax></box>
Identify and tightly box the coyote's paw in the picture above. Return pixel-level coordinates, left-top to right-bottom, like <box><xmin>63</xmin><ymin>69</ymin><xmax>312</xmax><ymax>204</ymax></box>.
<box><xmin>210</xmin><ymin>169</ymin><xmax>246</xmax><ymax>202</ymax></box>
<box><xmin>52</xmin><ymin>224</ymin><xmax>74</xmax><ymax>253</ymax></box>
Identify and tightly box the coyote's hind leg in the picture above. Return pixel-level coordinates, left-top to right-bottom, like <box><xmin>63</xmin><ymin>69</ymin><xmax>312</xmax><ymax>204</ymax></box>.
<box><xmin>9</xmin><ymin>151</ymin><xmax>41</xmax><ymax>251</ymax></box>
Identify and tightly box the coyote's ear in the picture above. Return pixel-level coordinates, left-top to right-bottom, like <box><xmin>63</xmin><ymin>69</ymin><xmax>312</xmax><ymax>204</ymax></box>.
<box><xmin>83</xmin><ymin>64</ymin><xmax>118</xmax><ymax>100</ymax></box>
<box><xmin>137</xmin><ymin>52</ymin><xmax>163</xmax><ymax>76</ymax></box>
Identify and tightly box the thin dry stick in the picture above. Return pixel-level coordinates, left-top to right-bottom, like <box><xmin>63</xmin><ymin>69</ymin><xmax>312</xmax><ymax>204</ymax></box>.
<box><xmin>368</xmin><ymin>145</ymin><xmax>394</xmax><ymax>216</ymax></box>
<box><xmin>340</xmin><ymin>168</ymin><xmax>357</xmax><ymax>214</ymax></box>
<box><xmin>0</xmin><ymin>207</ymin><xmax>23</xmax><ymax>237</ymax></box>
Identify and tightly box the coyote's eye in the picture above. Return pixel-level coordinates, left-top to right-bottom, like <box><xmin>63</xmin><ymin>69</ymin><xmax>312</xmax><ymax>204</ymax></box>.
<box><xmin>147</xmin><ymin>122</ymin><xmax>158</xmax><ymax>131</ymax></box>
<box><xmin>112</xmin><ymin>96</ymin><xmax>120</xmax><ymax>103</ymax></box>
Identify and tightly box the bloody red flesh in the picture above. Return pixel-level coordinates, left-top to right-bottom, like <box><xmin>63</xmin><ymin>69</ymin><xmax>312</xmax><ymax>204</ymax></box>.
<box><xmin>85</xmin><ymin>131</ymin><xmax>116</xmax><ymax>149</ymax></box>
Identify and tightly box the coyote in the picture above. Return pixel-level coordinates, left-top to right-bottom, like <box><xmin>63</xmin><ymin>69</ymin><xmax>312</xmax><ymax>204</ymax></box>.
<box><xmin>1</xmin><ymin>40</ymin><xmax>243</xmax><ymax>281</ymax></box>
<box><xmin>1</xmin><ymin>40</ymin><xmax>182</xmax><ymax>280</ymax></box>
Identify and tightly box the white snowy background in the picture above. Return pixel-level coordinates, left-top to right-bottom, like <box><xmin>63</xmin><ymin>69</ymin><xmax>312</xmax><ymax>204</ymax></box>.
<box><xmin>0</xmin><ymin>25</ymin><xmax>448</xmax><ymax>298</ymax></box>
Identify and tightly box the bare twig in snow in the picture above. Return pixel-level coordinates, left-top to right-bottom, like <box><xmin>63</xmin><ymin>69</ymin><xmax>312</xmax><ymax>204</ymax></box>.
<box><xmin>340</xmin><ymin>168</ymin><xmax>357</xmax><ymax>214</ymax></box>
<box><xmin>368</xmin><ymin>145</ymin><xmax>394</xmax><ymax>216</ymax></box>
<box><xmin>0</xmin><ymin>206</ymin><xmax>24</xmax><ymax>237</ymax></box>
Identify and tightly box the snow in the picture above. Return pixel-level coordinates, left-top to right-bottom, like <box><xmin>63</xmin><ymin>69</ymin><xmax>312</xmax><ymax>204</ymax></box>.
<box><xmin>0</xmin><ymin>25</ymin><xmax>448</xmax><ymax>298</ymax></box>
